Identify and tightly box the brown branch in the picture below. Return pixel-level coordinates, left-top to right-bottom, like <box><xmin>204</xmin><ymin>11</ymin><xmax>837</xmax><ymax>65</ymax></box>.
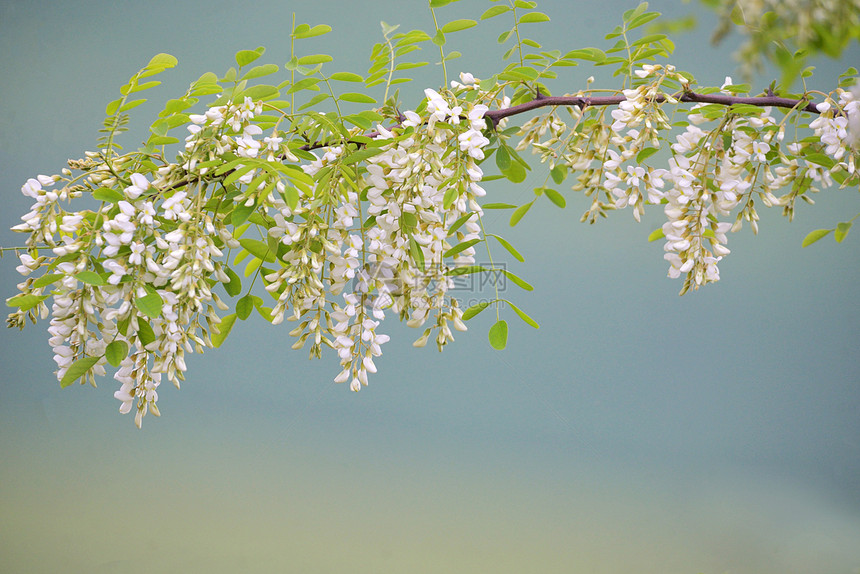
<box><xmin>484</xmin><ymin>90</ymin><xmax>821</xmax><ymax>126</ymax></box>
<box><xmin>154</xmin><ymin>90</ymin><xmax>824</xmax><ymax>193</ymax></box>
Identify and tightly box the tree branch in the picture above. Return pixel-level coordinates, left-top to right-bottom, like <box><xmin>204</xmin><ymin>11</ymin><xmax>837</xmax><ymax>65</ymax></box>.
<box><xmin>484</xmin><ymin>90</ymin><xmax>821</xmax><ymax>126</ymax></box>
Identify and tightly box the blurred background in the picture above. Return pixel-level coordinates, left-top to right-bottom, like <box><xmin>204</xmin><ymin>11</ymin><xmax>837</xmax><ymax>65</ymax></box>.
<box><xmin>1</xmin><ymin>1</ymin><xmax>858</xmax><ymax>572</ymax></box>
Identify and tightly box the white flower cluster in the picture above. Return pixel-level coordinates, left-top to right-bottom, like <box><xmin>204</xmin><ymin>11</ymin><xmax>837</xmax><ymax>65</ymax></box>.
<box><xmin>8</xmin><ymin>76</ymin><xmax>492</xmax><ymax>425</ymax></box>
<box><xmin>516</xmin><ymin>66</ymin><xmax>859</xmax><ymax>293</ymax></box>
<box><xmin>266</xmin><ymin>84</ymin><xmax>489</xmax><ymax>392</ymax></box>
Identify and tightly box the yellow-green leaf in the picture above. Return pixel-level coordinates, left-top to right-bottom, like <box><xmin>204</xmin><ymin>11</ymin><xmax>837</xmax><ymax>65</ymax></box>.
<box><xmin>441</xmin><ymin>19</ymin><xmax>477</xmax><ymax>33</ymax></box>
<box><xmin>105</xmin><ymin>340</ymin><xmax>129</xmax><ymax>367</ymax></box>
<box><xmin>502</xmin><ymin>269</ymin><xmax>533</xmax><ymax>291</ymax></box>
<box><xmin>801</xmin><ymin>228</ymin><xmax>832</xmax><ymax>247</ymax></box>
<box><xmin>488</xmin><ymin>319</ymin><xmax>508</xmax><ymax>350</ymax></box>
<box><xmin>137</xmin><ymin>320</ymin><xmax>156</xmax><ymax>347</ymax></box>
<box><xmin>338</xmin><ymin>92</ymin><xmax>377</xmax><ymax>104</ymax></box>
<box><xmin>236</xmin><ymin>49</ymin><xmax>263</xmax><ymax>67</ymax></box>
<box><xmin>60</xmin><ymin>356</ymin><xmax>101</xmax><ymax>388</ymax></box>
<box><xmin>518</xmin><ymin>11</ymin><xmax>550</xmax><ymax>24</ymax></box>
<box><xmin>75</xmin><ymin>271</ymin><xmax>106</xmax><ymax>286</ymax></box>
<box><xmin>293</xmin><ymin>24</ymin><xmax>332</xmax><ymax>39</ymax></box>
<box><xmin>223</xmin><ymin>266</ymin><xmax>242</xmax><ymax>297</ymax></box>
<box><xmin>443</xmin><ymin>238</ymin><xmax>481</xmax><ymax>258</ymax></box>
<box><xmin>463</xmin><ymin>300</ymin><xmax>492</xmax><ymax>320</ymax></box>
<box><xmin>211</xmin><ymin>314</ymin><xmax>238</xmax><ymax>348</ymax></box>
<box><xmin>648</xmin><ymin>227</ymin><xmax>665</xmax><ymax>242</ymax></box>
<box><xmin>330</xmin><ymin>72</ymin><xmax>364</xmax><ymax>82</ymax></box>
<box><xmin>135</xmin><ymin>292</ymin><xmax>163</xmax><ymax>319</ymax></box>
<box><xmin>481</xmin><ymin>5</ymin><xmax>510</xmax><ymax>19</ymax></box>
<box><xmin>488</xmin><ymin>234</ymin><xmax>524</xmax><ymax>262</ymax></box>
<box><xmin>542</xmin><ymin>187</ymin><xmax>566</xmax><ymax>208</ymax></box>
<box><xmin>510</xmin><ymin>202</ymin><xmax>532</xmax><ymax>226</ymax></box>
<box><xmin>239</xmin><ymin>238</ymin><xmax>277</xmax><ymax>263</ymax></box>
<box><xmin>835</xmin><ymin>221</ymin><xmax>852</xmax><ymax>243</ymax></box>
<box><xmin>506</xmin><ymin>300</ymin><xmax>539</xmax><ymax>328</ymax></box>
<box><xmin>6</xmin><ymin>293</ymin><xmax>49</xmax><ymax>311</ymax></box>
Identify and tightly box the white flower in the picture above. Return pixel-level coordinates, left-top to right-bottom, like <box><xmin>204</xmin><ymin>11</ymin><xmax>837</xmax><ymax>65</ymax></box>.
<box><xmin>21</xmin><ymin>178</ymin><xmax>42</xmax><ymax>198</ymax></box>
<box><xmin>125</xmin><ymin>173</ymin><xmax>150</xmax><ymax>199</ymax></box>
<box><xmin>458</xmin><ymin>128</ymin><xmax>490</xmax><ymax>160</ymax></box>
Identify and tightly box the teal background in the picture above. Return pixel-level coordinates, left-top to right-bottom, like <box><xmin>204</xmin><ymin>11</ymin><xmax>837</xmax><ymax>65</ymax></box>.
<box><xmin>1</xmin><ymin>1</ymin><xmax>859</xmax><ymax>572</ymax></box>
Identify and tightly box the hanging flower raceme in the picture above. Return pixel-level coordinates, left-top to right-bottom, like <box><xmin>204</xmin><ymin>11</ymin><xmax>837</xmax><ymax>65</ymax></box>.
<box><xmin>6</xmin><ymin>73</ymin><xmax>491</xmax><ymax>426</ymax></box>
<box><xmin>5</xmin><ymin>6</ymin><xmax>859</xmax><ymax>426</ymax></box>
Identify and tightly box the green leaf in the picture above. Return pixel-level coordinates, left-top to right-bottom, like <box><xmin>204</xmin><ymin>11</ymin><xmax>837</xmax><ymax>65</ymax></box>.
<box><xmin>506</xmin><ymin>300</ymin><xmax>539</xmax><ymax>328</ymax></box>
<box><xmin>503</xmin><ymin>159</ymin><xmax>527</xmax><ymax>183</ymax></box>
<box><xmin>285</xmin><ymin>77</ymin><xmax>321</xmax><ymax>94</ymax></box>
<box><xmin>105</xmin><ymin>340</ymin><xmax>129</xmax><ymax>368</ymax></box>
<box><xmin>409</xmin><ymin>236</ymin><xmax>426</xmax><ymax>270</ymax></box>
<box><xmin>149</xmin><ymin>118</ymin><xmax>169</xmax><ymax>136</ymax></box>
<box><xmin>236</xmin><ymin>49</ymin><xmax>263</xmax><ymax>68</ymax></box>
<box><xmin>495</xmin><ymin>146</ymin><xmax>511</xmax><ymax>171</ymax></box>
<box><xmin>120</xmin><ymin>98</ymin><xmax>148</xmax><ymax>112</ymax></box>
<box><xmin>446</xmin><ymin>265</ymin><xmax>488</xmax><ymax>276</ymax></box>
<box><xmin>648</xmin><ymin>227</ymin><xmax>665</xmax><ymax>242</ymax></box>
<box><xmin>510</xmin><ymin>202</ymin><xmax>532</xmax><ymax>226</ymax></box>
<box><xmin>443</xmin><ymin>186</ymin><xmax>459</xmax><ymax>210</ymax></box>
<box><xmin>230</xmin><ymin>202</ymin><xmax>255</xmax><ymax>227</ymax></box>
<box><xmin>330</xmin><ymin>71</ymin><xmax>365</xmax><ymax>82</ymax></box>
<box><xmin>483</xmin><ymin>203</ymin><xmax>517</xmax><ymax>209</ymax></box>
<box><xmin>75</xmin><ymin>271</ymin><xmax>106</xmax><ymax>286</ymax></box>
<box><xmin>33</xmin><ymin>273</ymin><xmax>63</xmax><ymax>288</ymax></box>
<box><xmin>135</xmin><ymin>292</ymin><xmax>163</xmax><ymax>319</ymax></box>
<box><xmin>211</xmin><ymin>314</ymin><xmax>238</xmax><ymax>348</ymax></box>
<box><xmin>488</xmin><ymin>319</ymin><xmax>509</xmax><ymax>350</ymax></box>
<box><xmin>441</xmin><ymin>19</ymin><xmax>477</xmax><ymax>33</ymax></box>
<box><xmin>801</xmin><ymin>228</ymin><xmax>832</xmax><ymax>247</ymax></box>
<box><xmin>241</xmin><ymin>63</ymin><xmax>280</xmax><ymax>80</ymax></box>
<box><xmin>563</xmin><ymin>48</ymin><xmax>607</xmax><ymax>62</ymax></box>
<box><xmin>293</xmin><ymin>24</ymin><xmax>332</xmax><ymax>39</ymax></box>
<box><xmin>636</xmin><ymin>147</ymin><xmax>659</xmax><ymax>163</ymax></box>
<box><xmin>148</xmin><ymin>135</ymin><xmax>180</xmax><ymax>146</ymax></box>
<box><xmin>236</xmin><ymin>294</ymin><xmax>254</xmax><ymax>320</ymax></box>
<box><xmin>834</xmin><ymin>221</ymin><xmax>852</xmax><ymax>243</ymax></box>
<box><xmin>137</xmin><ymin>320</ymin><xmax>156</xmax><ymax>347</ymax></box>
<box><xmin>342</xmin><ymin>146</ymin><xmax>386</xmax><ymax>164</ymax></box>
<box><xmin>298</xmin><ymin>54</ymin><xmax>334</xmax><ymax>65</ymax></box>
<box><xmin>443</xmin><ymin>238</ymin><xmax>481</xmax><ymax>258</ymax></box>
<box><xmin>60</xmin><ymin>356</ymin><xmax>101</xmax><ymax>388</ymax></box>
<box><xmin>499</xmin><ymin>66</ymin><xmax>538</xmax><ymax>82</ymax></box>
<box><xmin>502</xmin><ymin>269</ymin><xmax>533</xmax><ymax>291</ymax></box>
<box><xmin>462</xmin><ymin>300</ymin><xmax>492</xmax><ymax>320</ymax></box>
<box><xmin>93</xmin><ymin>187</ymin><xmax>125</xmax><ymax>203</ymax></box>
<box><xmin>481</xmin><ymin>5</ymin><xmax>510</xmax><ymax>19</ymax></box>
<box><xmin>432</xmin><ymin>29</ymin><xmax>446</xmax><ymax>46</ymax></box>
<box><xmin>224</xmin><ymin>266</ymin><xmax>242</xmax><ymax>297</ymax></box>
<box><xmin>628</xmin><ymin>11</ymin><xmax>661</xmax><ymax>30</ymax></box>
<box><xmin>129</xmin><ymin>81</ymin><xmax>160</xmax><ymax>94</ymax></box>
<box><xmin>242</xmin><ymin>84</ymin><xmax>279</xmax><ymax>101</ymax></box>
<box><xmin>5</xmin><ymin>293</ymin><xmax>49</xmax><ymax>311</ymax></box>
<box><xmin>446</xmin><ymin>213</ymin><xmax>473</xmax><ymax>236</ymax></box>
<box><xmin>239</xmin><ymin>238</ymin><xmax>277</xmax><ymax>263</ymax></box>
<box><xmin>339</xmin><ymin>92</ymin><xmax>377</xmax><ymax>104</ymax></box>
<box><xmin>550</xmin><ymin>165</ymin><xmax>567</xmax><ymax>184</ymax></box>
<box><xmin>489</xmin><ymin>234</ymin><xmax>524</xmax><ymax>262</ymax></box>
<box><xmin>804</xmin><ymin>153</ymin><xmax>835</xmax><ymax>168</ymax></box>
<box><xmin>145</xmin><ymin>53</ymin><xmax>178</xmax><ymax>72</ymax></box>
<box><xmin>105</xmin><ymin>98</ymin><xmax>122</xmax><ymax>116</ymax></box>
<box><xmin>518</xmin><ymin>11</ymin><xmax>550</xmax><ymax>24</ymax></box>
<box><xmin>542</xmin><ymin>187</ymin><xmax>566</xmax><ymax>208</ymax></box>
<box><xmin>429</xmin><ymin>0</ymin><xmax>452</xmax><ymax>7</ymax></box>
